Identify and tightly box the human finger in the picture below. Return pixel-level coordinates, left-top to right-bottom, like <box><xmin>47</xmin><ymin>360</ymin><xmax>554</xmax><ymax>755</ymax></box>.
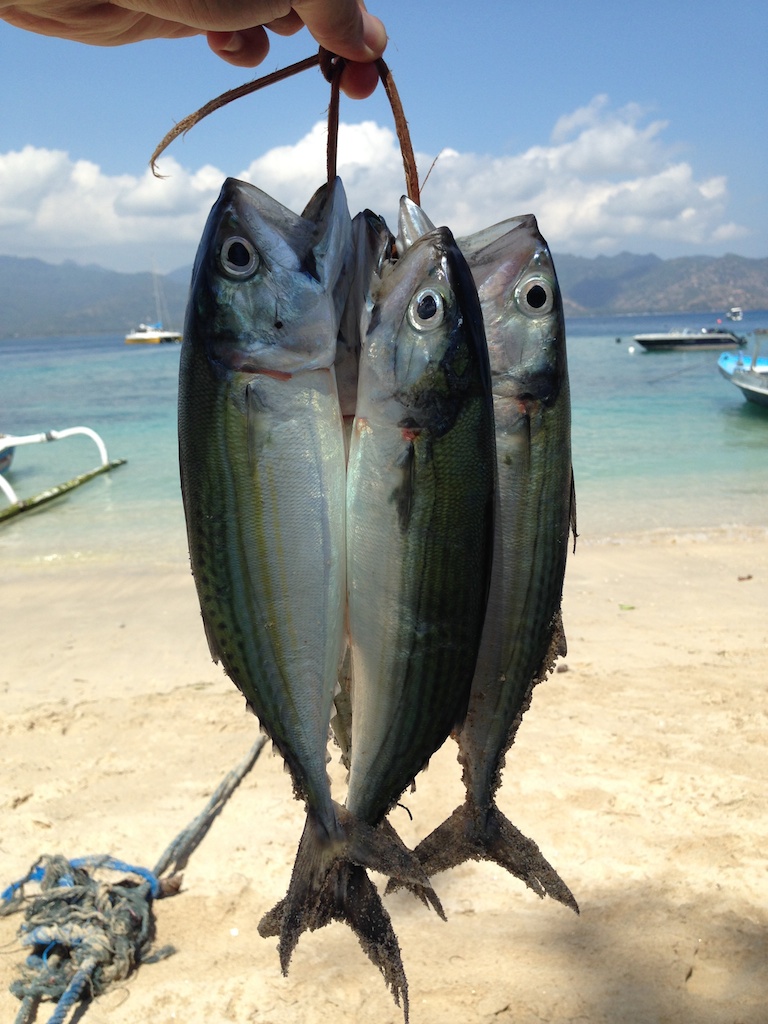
<box><xmin>206</xmin><ymin>25</ymin><xmax>271</xmax><ymax>66</ymax></box>
<box><xmin>292</xmin><ymin>0</ymin><xmax>386</xmax><ymax>63</ymax></box>
<box><xmin>339</xmin><ymin>59</ymin><xmax>380</xmax><ymax>99</ymax></box>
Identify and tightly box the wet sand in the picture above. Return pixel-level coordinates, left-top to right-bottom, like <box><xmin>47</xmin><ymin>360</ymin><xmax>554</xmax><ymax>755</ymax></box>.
<box><xmin>2</xmin><ymin>528</ymin><xmax>767</xmax><ymax>1023</ymax></box>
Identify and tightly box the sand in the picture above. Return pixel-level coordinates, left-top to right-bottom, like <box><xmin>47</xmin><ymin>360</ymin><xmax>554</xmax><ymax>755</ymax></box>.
<box><xmin>2</xmin><ymin>528</ymin><xmax>767</xmax><ymax>1024</ymax></box>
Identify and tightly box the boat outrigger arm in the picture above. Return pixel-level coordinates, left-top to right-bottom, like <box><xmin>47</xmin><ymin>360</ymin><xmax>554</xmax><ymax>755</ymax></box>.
<box><xmin>0</xmin><ymin>427</ymin><xmax>126</xmax><ymax>523</ymax></box>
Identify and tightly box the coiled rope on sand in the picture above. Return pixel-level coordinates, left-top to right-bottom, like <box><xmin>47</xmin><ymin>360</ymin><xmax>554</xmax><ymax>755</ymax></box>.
<box><xmin>1</xmin><ymin>737</ymin><xmax>266</xmax><ymax>1024</ymax></box>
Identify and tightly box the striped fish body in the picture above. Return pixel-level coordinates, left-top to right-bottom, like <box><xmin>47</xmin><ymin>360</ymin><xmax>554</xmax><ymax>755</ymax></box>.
<box><xmin>391</xmin><ymin>207</ymin><xmax>578</xmax><ymax>913</ymax></box>
<box><xmin>345</xmin><ymin>225</ymin><xmax>496</xmax><ymax>826</ymax></box>
<box><xmin>178</xmin><ymin>176</ymin><xmax>351</xmax><ymax>835</ymax></box>
<box><xmin>458</xmin><ymin>215</ymin><xmax>574</xmax><ymax>809</ymax></box>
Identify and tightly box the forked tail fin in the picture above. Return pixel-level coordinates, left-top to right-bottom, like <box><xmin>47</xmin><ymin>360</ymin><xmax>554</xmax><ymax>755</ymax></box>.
<box><xmin>386</xmin><ymin>800</ymin><xmax>578</xmax><ymax>914</ymax></box>
<box><xmin>258</xmin><ymin>807</ymin><xmax>445</xmax><ymax>1023</ymax></box>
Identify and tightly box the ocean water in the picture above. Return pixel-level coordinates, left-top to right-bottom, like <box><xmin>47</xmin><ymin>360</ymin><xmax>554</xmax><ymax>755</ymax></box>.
<box><xmin>1</xmin><ymin>309</ymin><xmax>767</xmax><ymax>567</ymax></box>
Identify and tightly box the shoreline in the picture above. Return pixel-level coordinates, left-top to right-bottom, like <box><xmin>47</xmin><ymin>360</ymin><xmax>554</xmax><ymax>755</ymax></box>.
<box><xmin>3</xmin><ymin>516</ymin><xmax>768</xmax><ymax>567</ymax></box>
<box><xmin>2</xmin><ymin>528</ymin><xmax>767</xmax><ymax>1022</ymax></box>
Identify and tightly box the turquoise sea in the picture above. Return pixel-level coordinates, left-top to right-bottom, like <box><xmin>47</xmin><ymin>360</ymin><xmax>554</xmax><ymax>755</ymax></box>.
<box><xmin>2</xmin><ymin>309</ymin><xmax>767</xmax><ymax>568</ymax></box>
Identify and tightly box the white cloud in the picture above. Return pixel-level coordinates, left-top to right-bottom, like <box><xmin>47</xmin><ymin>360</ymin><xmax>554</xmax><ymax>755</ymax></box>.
<box><xmin>0</xmin><ymin>98</ymin><xmax>750</xmax><ymax>272</ymax></box>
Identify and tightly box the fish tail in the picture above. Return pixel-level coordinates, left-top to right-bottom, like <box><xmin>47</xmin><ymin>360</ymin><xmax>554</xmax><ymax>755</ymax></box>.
<box><xmin>256</xmin><ymin>811</ymin><xmax>342</xmax><ymax>973</ymax></box>
<box><xmin>386</xmin><ymin>800</ymin><xmax>578</xmax><ymax>914</ymax></box>
<box><xmin>258</xmin><ymin>807</ymin><xmax>444</xmax><ymax>1022</ymax></box>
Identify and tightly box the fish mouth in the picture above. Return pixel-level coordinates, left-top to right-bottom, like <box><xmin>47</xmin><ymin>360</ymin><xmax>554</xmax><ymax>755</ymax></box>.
<box><xmin>210</xmin><ymin>347</ymin><xmax>294</xmax><ymax>378</ymax></box>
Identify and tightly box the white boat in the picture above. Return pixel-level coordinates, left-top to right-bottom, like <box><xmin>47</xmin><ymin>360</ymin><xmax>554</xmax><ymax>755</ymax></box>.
<box><xmin>125</xmin><ymin>322</ymin><xmax>182</xmax><ymax>344</ymax></box>
<box><xmin>0</xmin><ymin>427</ymin><xmax>126</xmax><ymax>522</ymax></box>
<box><xmin>726</xmin><ymin>306</ymin><xmax>744</xmax><ymax>322</ymax></box>
<box><xmin>718</xmin><ymin>339</ymin><xmax>768</xmax><ymax>409</ymax></box>
<box><xmin>125</xmin><ymin>270</ymin><xmax>182</xmax><ymax>344</ymax></box>
<box><xmin>633</xmin><ymin>327</ymin><xmax>746</xmax><ymax>352</ymax></box>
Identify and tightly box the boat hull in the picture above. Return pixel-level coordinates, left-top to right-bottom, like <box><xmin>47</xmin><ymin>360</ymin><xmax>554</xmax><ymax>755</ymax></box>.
<box><xmin>634</xmin><ymin>330</ymin><xmax>745</xmax><ymax>352</ymax></box>
<box><xmin>729</xmin><ymin>373</ymin><xmax>768</xmax><ymax>408</ymax></box>
<box><xmin>125</xmin><ymin>330</ymin><xmax>182</xmax><ymax>344</ymax></box>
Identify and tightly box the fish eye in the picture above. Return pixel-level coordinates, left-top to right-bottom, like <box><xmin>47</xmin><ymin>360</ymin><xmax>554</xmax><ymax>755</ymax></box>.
<box><xmin>407</xmin><ymin>288</ymin><xmax>445</xmax><ymax>331</ymax></box>
<box><xmin>219</xmin><ymin>236</ymin><xmax>260</xmax><ymax>279</ymax></box>
<box><xmin>516</xmin><ymin>276</ymin><xmax>555</xmax><ymax>318</ymax></box>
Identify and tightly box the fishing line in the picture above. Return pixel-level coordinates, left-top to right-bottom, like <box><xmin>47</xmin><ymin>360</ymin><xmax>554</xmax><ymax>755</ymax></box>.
<box><xmin>149</xmin><ymin>49</ymin><xmax>421</xmax><ymax>204</ymax></box>
<box><xmin>419</xmin><ymin>151</ymin><xmax>445</xmax><ymax>196</ymax></box>
<box><xmin>374</xmin><ymin>57</ymin><xmax>419</xmax><ymax>205</ymax></box>
<box><xmin>149</xmin><ymin>52</ymin><xmax>320</xmax><ymax>175</ymax></box>
<box><xmin>647</xmin><ymin>366</ymin><xmax>708</xmax><ymax>385</ymax></box>
<box><xmin>321</xmin><ymin>49</ymin><xmax>343</xmax><ymax>184</ymax></box>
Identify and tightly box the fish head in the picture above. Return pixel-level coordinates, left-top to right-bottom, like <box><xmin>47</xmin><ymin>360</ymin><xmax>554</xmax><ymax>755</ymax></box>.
<box><xmin>460</xmin><ymin>215</ymin><xmax>567</xmax><ymax>416</ymax></box>
<box><xmin>185</xmin><ymin>176</ymin><xmax>352</xmax><ymax>376</ymax></box>
<box><xmin>395</xmin><ymin>196</ymin><xmax>436</xmax><ymax>255</ymax></box>
<box><xmin>360</xmin><ymin>223</ymin><xmax>489</xmax><ymax>436</ymax></box>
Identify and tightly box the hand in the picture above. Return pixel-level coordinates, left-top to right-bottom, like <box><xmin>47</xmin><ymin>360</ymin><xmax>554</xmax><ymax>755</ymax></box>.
<box><xmin>0</xmin><ymin>0</ymin><xmax>387</xmax><ymax>97</ymax></box>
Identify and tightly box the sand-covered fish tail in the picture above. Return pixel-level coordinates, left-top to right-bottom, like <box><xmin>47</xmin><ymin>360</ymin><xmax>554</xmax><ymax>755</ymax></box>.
<box><xmin>259</xmin><ymin>804</ymin><xmax>444</xmax><ymax>1022</ymax></box>
<box><xmin>392</xmin><ymin>209</ymin><xmax>577</xmax><ymax>911</ymax></box>
<box><xmin>179</xmin><ymin>176</ymin><xmax>382</xmax><ymax>970</ymax></box>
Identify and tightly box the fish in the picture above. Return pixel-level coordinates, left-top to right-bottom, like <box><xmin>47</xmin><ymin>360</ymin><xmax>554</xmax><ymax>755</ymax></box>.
<box><xmin>345</xmin><ymin>216</ymin><xmax>496</xmax><ymax>837</ymax></box>
<box><xmin>391</xmin><ymin>201</ymin><xmax>578</xmax><ymax>911</ymax></box>
<box><xmin>178</xmin><ymin>175</ymin><xmax>360</xmax><ymax>976</ymax></box>
<box><xmin>331</xmin><ymin>209</ymin><xmax>396</xmax><ymax>768</ymax></box>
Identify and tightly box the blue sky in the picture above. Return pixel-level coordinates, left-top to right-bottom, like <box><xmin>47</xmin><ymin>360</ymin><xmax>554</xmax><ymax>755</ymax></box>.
<box><xmin>1</xmin><ymin>0</ymin><xmax>766</xmax><ymax>272</ymax></box>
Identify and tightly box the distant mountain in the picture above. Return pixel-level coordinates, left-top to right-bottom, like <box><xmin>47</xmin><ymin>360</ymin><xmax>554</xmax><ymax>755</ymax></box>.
<box><xmin>1</xmin><ymin>251</ymin><xmax>767</xmax><ymax>338</ymax></box>
<box><xmin>554</xmin><ymin>251</ymin><xmax>768</xmax><ymax>316</ymax></box>
<box><xmin>0</xmin><ymin>256</ymin><xmax>188</xmax><ymax>339</ymax></box>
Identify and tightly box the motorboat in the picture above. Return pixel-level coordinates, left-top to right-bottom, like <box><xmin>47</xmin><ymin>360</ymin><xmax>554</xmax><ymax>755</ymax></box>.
<box><xmin>633</xmin><ymin>327</ymin><xmax>746</xmax><ymax>352</ymax></box>
<box><xmin>0</xmin><ymin>427</ymin><xmax>126</xmax><ymax>522</ymax></box>
<box><xmin>726</xmin><ymin>306</ymin><xmax>744</xmax><ymax>322</ymax></box>
<box><xmin>125</xmin><ymin>322</ymin><xmax>182</xmax><ymax>344</ymax></box>
<box><xmin>718</xmin><ymin>340</ymin><xmax>768</xmax><ymax>409</ymax></box>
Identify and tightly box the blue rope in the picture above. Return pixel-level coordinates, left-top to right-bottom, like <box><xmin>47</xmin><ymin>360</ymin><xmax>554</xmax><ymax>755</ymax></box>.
<box><xmin>2</xmin><ymin>855</ymin><xmax>167</xmax><ymax>1022</ymax></box>
<box><xmin>2</xmin><ymin>864</ymin><xmax>45</xmax><ymax>906</ymax></box>
<box><xmin>45</xmin><ymin>962</ymin><xmax>95</xmax><ymax>1024</ymax></box>
<box><xmin>1</xmin><ymin>857</ymin><xmax>160</xmax><ymax>908</ymax></box>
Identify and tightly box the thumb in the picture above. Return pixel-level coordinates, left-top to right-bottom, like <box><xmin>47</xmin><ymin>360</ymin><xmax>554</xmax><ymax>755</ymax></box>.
<box><xmin>293</xmin><ymin>0</ymin><xmax>386</xmax><ymax>62</ymax></box>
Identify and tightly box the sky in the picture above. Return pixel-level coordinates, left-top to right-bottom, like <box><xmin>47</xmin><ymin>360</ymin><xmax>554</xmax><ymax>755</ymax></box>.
<box><xmin>1</xmin><ymin>0</ymin><xmax>766</xmax><ymax>274</ymax></box>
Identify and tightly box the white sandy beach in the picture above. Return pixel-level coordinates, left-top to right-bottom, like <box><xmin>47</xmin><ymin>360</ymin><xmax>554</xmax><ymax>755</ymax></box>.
<box><xmin>2</xmin><ymin>528</ymin><xmax>767</xmax><ymax>1024</ymax></box>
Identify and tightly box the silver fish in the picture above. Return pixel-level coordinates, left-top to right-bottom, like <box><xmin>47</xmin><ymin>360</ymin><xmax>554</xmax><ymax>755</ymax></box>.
<box><xmin>397</xmin><ymin>203</ymin><xmax>577</xmax><ymax>910</ymax></box>
<box><xmin>346</xmin><ymin>219</ymin><xmax>496</xmax><ymax>828</ymax></box>
<box><xmin>331</xmin><ymin>209</ymin><xmax>396</xmax><ymax>768</ymax></box>
<box><xmin>178</xmin><ymin>176</ymin><xmax>356</xmax><ymax>970</ymax></box>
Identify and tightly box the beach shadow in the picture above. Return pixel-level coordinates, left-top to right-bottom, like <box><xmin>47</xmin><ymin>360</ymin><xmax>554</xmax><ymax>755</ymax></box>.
<box><xmin>529</xmin><ymin>880</ymin><xmax>768</xmax><ymax>1024</ymax></box>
